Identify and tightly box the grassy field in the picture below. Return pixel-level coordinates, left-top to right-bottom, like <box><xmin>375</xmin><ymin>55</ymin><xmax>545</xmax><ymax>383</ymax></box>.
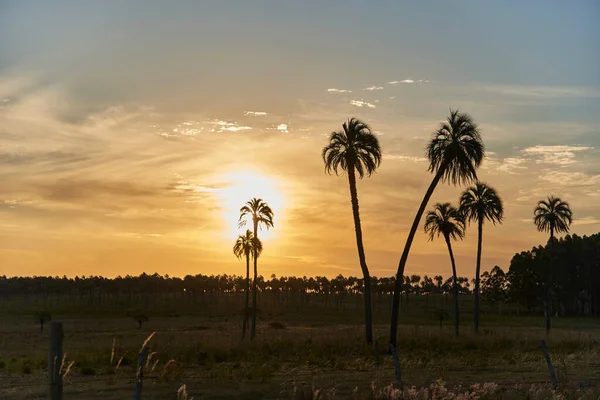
<box><xmin>1</xmin><ymin>295</ymin><xmax>599</xmax><ymax>399</ymax></box>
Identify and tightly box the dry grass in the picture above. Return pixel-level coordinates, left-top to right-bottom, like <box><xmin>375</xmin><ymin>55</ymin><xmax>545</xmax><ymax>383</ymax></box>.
<box><xmin>0</xmin><ymin>312</ymin><xmax>599</xmax><ymax>399</ymax></box>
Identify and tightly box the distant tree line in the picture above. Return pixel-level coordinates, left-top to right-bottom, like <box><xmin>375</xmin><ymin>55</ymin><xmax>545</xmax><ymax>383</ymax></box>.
<box><xmin>1</xmin><ymin>232</ymin><xmax>598</xmax><ymax>317</ymax></box>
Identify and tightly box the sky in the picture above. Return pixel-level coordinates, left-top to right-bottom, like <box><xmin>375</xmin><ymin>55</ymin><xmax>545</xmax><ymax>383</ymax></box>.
<box><xmin>1</xmin><ymin>1</ymin><xmax>599</xmax><ymax>279</ymax></box>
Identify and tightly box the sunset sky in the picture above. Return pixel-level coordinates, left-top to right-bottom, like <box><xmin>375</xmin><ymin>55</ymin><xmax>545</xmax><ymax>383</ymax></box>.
<box><xmin>1</xmin><ymin>1</ymin><xmax>599</xmax><ymax>279</ymax></box>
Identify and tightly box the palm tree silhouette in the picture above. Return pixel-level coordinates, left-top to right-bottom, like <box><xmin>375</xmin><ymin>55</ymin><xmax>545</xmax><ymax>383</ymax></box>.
<box><xmin>459</xmin><ymin>182</ymin><xmax>504</xmax><ymax>333</ymax></box>
<box><xmin>424</xmin><ymin>202</ymin><xmax>466</xmax><ymax>336</ymax></box>
<box><xmin>533</xmin><ymin>196</ymin><xmax>572</xmax><ymax>334</ymax></box>
<box><xmin>233</xmin><ymin>229</ymin><xmax>262</xmax><ymax>340</ymax></box>
<box><xmin>322</xmin><ymin>117</ymin><xmax>381</xmax><ymax>345</ymax></box>
<box><xmin>390</xmin><ymin>109</ymin><xmax>484</xmax><ymax>346</ymax></box>
<box><xmin>239</xmin><ymin>198</ymin><xmax>274</xmax><ymax>340</ymax></box>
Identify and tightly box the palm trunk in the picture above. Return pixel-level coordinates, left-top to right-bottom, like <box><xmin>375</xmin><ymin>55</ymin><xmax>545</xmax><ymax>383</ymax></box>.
<box><xmin>251</xmin><ymin>221</ymin><xmax>258</xmax><ymax>340</ymax></box>
<box><xmin>390</xmin><ymin>167</ymin><xmax>445</xmax><ymax>347</ymax></box>
<box><xmin>546</xmin><ymin>228</ymin><xmax>554</xmax><ymax>335</ymax></box>
<box><xmin>445</xmin><ymin>235</ymin><xmax>460</xmax><ymax>336</ymax></box>
<box><xmin>474</xmin><ymin>217</ymin><xmax>483</xmax><ymax>334</ymax></box>
<box><xmin>241</xmin><ymin>253</ymin><xmax>250</xmax><ymax>340</ymax></box>
<box><xmin>347</xmin><ymin>167</ymin><xmax>373</xmax><ymax>345</ymax></box>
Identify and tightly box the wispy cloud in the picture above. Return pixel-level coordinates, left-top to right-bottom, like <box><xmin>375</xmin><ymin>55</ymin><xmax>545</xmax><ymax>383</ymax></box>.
<box><xmin>244</xmin><ymin>111</ymin><xmax>268</xmax><ymax>116</ymax></box>
<box><xmin>364</xmin><ymin>86</ymin><xmax>384</xmax><ymax>91</ymax></box>
<box><xmin>485</xmin><ymin>84</ymin><xmax>600</xmax><ymax>99</ymax></box>
<box><xmin>539</xmin><ymin>171</ymin><xmax>600</xmax><ymax>187</ymax></box>
<box><xmin>385</xmin><ymin>153</ymin><xmax>427</xmax><ymax>162</ymax></box>
<box><xmin>350</xmin><ymin>100</ymin><xmax>376</xmax><ymax>108</ymax></box>
<box><xmin>211</xmin><ymin>120</ymin><xmax>252</xmax><ymax>132</ymax></box>
<box><xmin>573</xmin><ymin>216</ymin><xmax>600</xmax><ymax>226</ymax></box>
<box><xmin>327</xmin><ymin>88</ymin><xmax>352</xmax><ymax>93</ymax></box>
<box><xmin>522</xmin><ymin>145</ymin><xmax>593</xmax><ymax>165</ymax></box>
<box><xmin>277</xmin><ymin>123</ymin><xmax>288</xmax><ymax>133</ymax></box>
<box><xmin>497</xmin><ymin>157</ymin><xmax>527</xmax><ymax>173</ymax></box>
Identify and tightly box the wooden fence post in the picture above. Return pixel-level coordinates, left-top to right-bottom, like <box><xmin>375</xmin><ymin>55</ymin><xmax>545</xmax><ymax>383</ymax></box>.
<box><xmin>134</xmin><ymin>346</ymin><xmax>149</xmax><ymax>400</ymax></box>
<box><xmin>540</xmin><ymin>339</ymin><xmax>559</xmax><ymax>390</ymax></box>
<box><xmin>389</xmin><ymin>343</ymin><xmax>402</xmax><ymax>389</ymax></box>
<box><xmin>48</xmin><ymin>321</ymin><xmax>63</xmax><ymax>400</ymax></box>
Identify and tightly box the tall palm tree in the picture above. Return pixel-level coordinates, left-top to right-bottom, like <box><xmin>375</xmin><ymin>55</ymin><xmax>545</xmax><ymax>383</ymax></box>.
<box><xmin>533</xmin><ymin>196</ymin><xmax>572</xmax><ymax>334</ymax></box>
<box><xmin>459</xmin><ymin>182</ymin><xmax>504</xmax><ymax>334</ymax></box>
<box><xmin>390</xmin><ymin>109</ymin><xmax>484</xmax><ymax>347</ymax></box>
<box><xmin>322</xmin><ymin>117</ymin><xmax>381</xmax><ymax>345</ymax></box>
<box><xmin>424</xmin><ymin>202</ymin><xmax>466</xmax><ymax>336</ymax></box>
<box><xmin>239</xmin><ymin>198</ymin><xmax>274</xmax><ymax>340</ymax></box>
<box><xmin>233</xmin><ymin>229</ymin><xmax>262</xmax><ymax>340</ymax></box>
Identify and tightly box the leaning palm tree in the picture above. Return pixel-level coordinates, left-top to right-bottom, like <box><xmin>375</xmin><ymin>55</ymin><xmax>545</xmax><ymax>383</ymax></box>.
<box><xmin>390</xmin><ymin>109</ymin><xmax>484</xmax><ymax>347</ymax></box>
<box><xmin>233</xmin><ymin>229</ymin><xmax>262</xmax><ymax>340</ymax></box>
<box><xmin>533</xmin><ymin>196</ymin><xmax>572</xmax><ymax>334</ymax></box>
<box><xmin>424</xmin><ymin>203</ymin><xmax>466</xmax><ymax>336</ymax></box>
<box><xmin>322</xmin><ymin>117</ymin><xmax>381</xmax><ymax>345</ymax></box>
<box><xmin>459</xmin><ymin>182</ymin><xmax>504</xmax><ymax>334</ymax></box>
<box><xmin>239</xmin><ymin>198</ymin><xmax>274</xmax><ymax>340</ymax></box>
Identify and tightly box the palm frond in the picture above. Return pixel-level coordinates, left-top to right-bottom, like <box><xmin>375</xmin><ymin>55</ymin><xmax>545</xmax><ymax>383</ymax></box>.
<box><xmin>322</xmin><ymin>118</ymin><xmax>381</xmax><ymax>178</ymax></box>
<box><xmin>426</xmin><ymin>109</ymin><xmax>485</xmax><ymax>186</ymax></box>
<box><xmin>533</xmin><ymin>196</ymin><xmax>572</xmax><ymax>236</ymax></box>
<box><xmin>459</xmin><ymin>182</ymin><xmax>504</xmax><ymax>226</ymax></box>
<box><xmin>424</xmin><ymin>202</ymin><xmax>465</xmax><ymax>242</ymax></box>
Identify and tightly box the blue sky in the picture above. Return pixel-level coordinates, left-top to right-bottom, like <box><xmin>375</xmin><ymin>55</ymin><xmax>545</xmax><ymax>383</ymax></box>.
<box><xmin>0</xmin><ymin>1</ymin><xmax>599</xmax><ymax>278</ymax></box>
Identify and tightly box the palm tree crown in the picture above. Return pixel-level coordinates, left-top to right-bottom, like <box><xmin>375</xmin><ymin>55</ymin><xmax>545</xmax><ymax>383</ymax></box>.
<box><xmin>233</xmin><ymin>230</ymin><xmax>262</xmax><ymax>259</ymax></box>
<box><xmin>460</xmin><ymin>182</ymin><xmax>504</xmax><ymax>225</ymax></box>
<box><xmin>322</xmin><ymin>118</ymin><xmax>381</xmax><ymax>178</ymax></box>
<box><xmin>533</xmin><ymin>196</ymin><xmax>573</xmax><ymax>238</ymax></box>
<box><xmin>238</xmin><ymin>198</ymin><xmax>274</xmax><ymax>233</ymax></box>
<box><xmin>424</xmin><ymin>203</ymin><xmax>466</xmax><ymax>242</ymax></box>
<box><xmin>427</xmin><ymin>109</ymin><xmax>485</xmax><ymax>186</ymax></box>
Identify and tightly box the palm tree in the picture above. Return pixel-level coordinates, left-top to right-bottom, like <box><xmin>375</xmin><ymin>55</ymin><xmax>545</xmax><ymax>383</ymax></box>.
<box><xmin>390</xmin><ymin>109</ymin><xmax>484</xmax><ymax>347</ymax></box>
<box><xmin>322</xmin><ymin>117</ymin><xmax>381</xmax><ymax>345</ymax></box>
<box><xmin>424</xmin><ymin>203</ymin><xmax>466</xmax><ymax>336</ymax></box>
<box><xmin>233</xmin><ymin>229</ymin><xmax>262</xmax><ymax>340</ymax></box>
<box><xmin>239</xmin><ymin>198</ymin><xmax>274</xmax><ymax>340</ymax></box>
<box><xmin>533</xmin><ymin>196</ymin><xmax>572</xmax><ymax>334</ymax></box>
<box><xmin>459</xmin><ymin>182</ymin><xmax>504</xmax><ymax>333</ymax></box>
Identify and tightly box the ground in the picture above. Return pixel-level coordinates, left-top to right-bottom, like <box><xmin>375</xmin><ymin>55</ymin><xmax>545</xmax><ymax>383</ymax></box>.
<box><xmin>1</xmin><ymin>295</ymin><xmax>599</xmax><ymax>399</ymax></box>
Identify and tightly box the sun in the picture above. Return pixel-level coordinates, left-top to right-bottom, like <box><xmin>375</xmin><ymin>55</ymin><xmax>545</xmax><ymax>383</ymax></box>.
<box><xmin>216</xmin><ymin>170</ymin><xmax>285</xmax><ymax>241</ymax></box>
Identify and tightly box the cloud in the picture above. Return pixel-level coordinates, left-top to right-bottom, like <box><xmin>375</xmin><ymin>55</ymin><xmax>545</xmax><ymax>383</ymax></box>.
<box><xmin>388</xmin><ymin>81</ymin><xmax>399</xmax><ymax>85</ymax></box>
<box><xmin>211</xmin><ymin>120</ymin><xmax>252</xmax><ymax>132</ymax></box>
<box><xmin>484</xmin><ymin>84</ymin><xmax>600</xmax><ymax>99</ymax></box>
<box><xmin>497</xmin><ymin>157</ymin><xmax>527</xmax><ymax>173</ymax></box>
<box><xmin>364</xmin><ymin>86</ymin><xmax>384</xmax><ymax>91</ymax></box>
<box><xmin>350</xmin><ymin>100</ymin><xmax>376</xmax><ymax>108</ymax></box>
<box><xmin>244</xmin><ymin>111</ymin><xmax>268</xmax><ymax>116</ymax></box>
<box><xmin>522</xmin><ymin>145</ymin><xmax>593</xmax><ymax>165</ymax></box>
<box><xmin>327</xmin><ymin>88</ymin><xmax>352</xmax><ymax>93</ymax></box>
<box><xmin>277</xmin><ymin>123</ymin><xmax>289</xmax><ymax>133</ymax></box>
<box><xmin>385</xmin><ymin>153</ymin><xmax>427</xmax><ymax>163</ymax></box>
<box><xmin>573</xmin><ymin>216</ymin><xmax>600</xmax><ymax>226</ymax></box>
<box><xmin>539</xmin><ymin>171</ymin><xmax>600</xmax><ymax>187</ymax></box>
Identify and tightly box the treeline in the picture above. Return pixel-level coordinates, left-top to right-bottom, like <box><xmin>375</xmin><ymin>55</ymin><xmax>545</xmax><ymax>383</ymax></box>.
<box><xmin>1</xmin><ymin>233</ymin><xmax>598</xmax><ymax>316</ymax></box>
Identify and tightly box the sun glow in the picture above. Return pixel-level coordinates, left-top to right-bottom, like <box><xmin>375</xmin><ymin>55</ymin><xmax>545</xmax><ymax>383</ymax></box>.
<box><xmin>215</xmin><ymin>171</ymin><xmax>285</xmax><ymax>241</ymax></box>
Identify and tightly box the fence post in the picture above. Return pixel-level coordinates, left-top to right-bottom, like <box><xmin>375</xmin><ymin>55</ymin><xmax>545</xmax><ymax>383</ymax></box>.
<box><xmin>540</xmin><ymin>339</ymin><xmax>559</xmax><ymax>390</ymax></box>
<box><xmin>134</xmin><ymin>346</ymin><xmax>149</xmax><ymax>400</ymax></box>
<box><xmin>389</xmin><ymin>343</ymin><xmax>402</xmax><ymax>389</ymax></box>
<box><xmin>48</xmin><ymin>321</ymin><xmax>63</xmax><ymax>400</ymax></box>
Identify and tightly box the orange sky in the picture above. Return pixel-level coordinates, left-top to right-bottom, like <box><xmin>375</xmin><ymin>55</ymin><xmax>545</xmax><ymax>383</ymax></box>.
<box><xmin>1</xmin><ymin>2</ymin><xmax>599</xmax><ymax>279</ymax></box>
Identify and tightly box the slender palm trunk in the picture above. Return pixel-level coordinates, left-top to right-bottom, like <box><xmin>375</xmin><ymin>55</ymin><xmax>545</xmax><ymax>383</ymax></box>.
<box><xmin>445</xmin><ymin>235</ymin><xmax>460</xmax><ymax>336</ymax></box>
<box><xmin>546</xmin><ymin>227</ymin><xmax>554</xmax><ymax>335</ymax></box>
<box><xmin>390</xmin><ymin>167</ymin><xmax>445</xmax><ymax>347</ymax></box>
<box><xmin>348</xmin><ymin>167</ymin><xmax>373</xmax><ymax>345</ymax></box>
<box><xmin>474</xmin><ymin>217</ymin><xmax>483</xmax><ymax>334</ymax></box>
<box><xmin>251</xmin><ymin>221</ymin><xmax>259</xmax><ymax>340</ymax></box>
<box><xmin>241</xmin><ymin>253</ymin><xmax>250</xmax><ymax>340</ymax></box>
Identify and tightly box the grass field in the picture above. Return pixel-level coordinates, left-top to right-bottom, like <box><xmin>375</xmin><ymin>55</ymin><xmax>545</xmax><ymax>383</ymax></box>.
<box><xmin>1</xmin><ymin>294</ymin><xmax>599</xmax><ymax>399</ymax></box>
